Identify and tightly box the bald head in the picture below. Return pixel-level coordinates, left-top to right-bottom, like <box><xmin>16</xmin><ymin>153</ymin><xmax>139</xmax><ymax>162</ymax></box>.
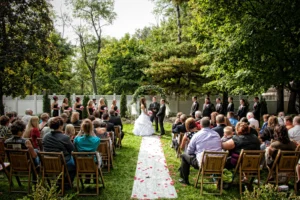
<box><xmin>201</xmin><ymin>117</ymin><xmax>210</xmax><ymax>128</ymax></box>
<box><xmin>293</xmin><ymin>116</ymin><xmax>300</xmax><ymax>125</ymax></box>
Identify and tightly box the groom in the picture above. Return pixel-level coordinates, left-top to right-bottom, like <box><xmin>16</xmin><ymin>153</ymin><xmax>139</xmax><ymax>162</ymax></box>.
<box><xmin>156</xmin><ymin>99</ymin><xmax>166</xmax><ymax>136</ymax></box>
<box><xmin>149</xmin><ymin>96</ymin><xmax>160</xmax><ymax>132</ymax></box>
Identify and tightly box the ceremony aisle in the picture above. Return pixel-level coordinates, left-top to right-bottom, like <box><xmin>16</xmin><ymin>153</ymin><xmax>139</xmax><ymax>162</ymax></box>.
<box><xmin>131</xmin><ymin>135</ymin><xmax>177</xmax><ymax>199</ymax></box>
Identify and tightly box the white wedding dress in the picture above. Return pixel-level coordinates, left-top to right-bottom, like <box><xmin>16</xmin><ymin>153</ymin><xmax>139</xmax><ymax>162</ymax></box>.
<box><xmin>133</xmin><ymin>105</ymin><xmax>154</xmax><ymax>136</ymax></box>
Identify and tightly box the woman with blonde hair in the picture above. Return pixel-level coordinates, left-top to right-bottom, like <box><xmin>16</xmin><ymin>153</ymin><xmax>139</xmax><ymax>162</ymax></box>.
<box><xmin>71</xmin><ymin>112</ymin><xmax>81</xmax><ymax>126</ymax></box>
<box><xmin>111</xmin><ymin>99</ymin><xmax>118</xmax><ymax>116</ymax></box>
<box><xmin>86</xmin><ymin>100</ymin><xmax>94</xmax><ymax>116</ymax></box>
<box><xmin>62</xmin><ymin>98</ymin><xmax>71</xmax><ymax>114</ymax></box>
<box><xmin>39</xmin><ymin>113</ymin><xmax>49</xmax><ymax>137</ymax></box>
<box><xmin>23</xmin><ymin>116</ymin><xmax>41</xmax><ymax>149</ymax></box>
<box><xmin>98</xmin><ymin>98</ymin><xmax>107</xmax><ymax>119</ymax></box>
<box><xmin>65</xmin><ymin>124</ymin><xmax>76</xmax><ymax>140</ymax></box>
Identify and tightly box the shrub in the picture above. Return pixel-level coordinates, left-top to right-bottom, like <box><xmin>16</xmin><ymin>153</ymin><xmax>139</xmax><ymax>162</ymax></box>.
<box><xmin>82</xmin><ymin>95</ymin><xmax>90</xmax><ymax>119</ymax></box>
<box><xmin>104</xmin><ymin>97</ymin><xmax>108</xmax><ymax>108</ymax></box>
<box><xmin>66</xmin><ymin>92</ymin><xmax>72</xmax><ymax>108</ymax></box>
<box><xmin>120</xmin><ymin>92</ymin><xmax>127</xmax><ymax>118</ymax></box>
<box><xmin>43</xmin><ymin>91</ymin><xmax>51</xmax><ymax>114</ymax></box>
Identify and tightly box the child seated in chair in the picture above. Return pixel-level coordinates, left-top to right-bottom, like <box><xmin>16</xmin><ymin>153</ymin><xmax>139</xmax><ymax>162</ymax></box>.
<box><xmin>221</xmin><ymin>126</ymin><xmax>233</xmax><ymax>143</ymax></box>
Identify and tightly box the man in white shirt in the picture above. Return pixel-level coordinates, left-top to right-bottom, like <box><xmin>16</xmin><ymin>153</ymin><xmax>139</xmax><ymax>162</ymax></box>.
<box><xmin>288</xmin><ymin>116</ymin><xmax>300</xmax><ymax>143</ymax></box>
<box><xmin>247</xmin><ymin>112</ymin><xmax>259</xmax><ymax>129</ymax></box>
<box><xmin>21</xmin><ymin>109</ymin><xmax>33</xmax><ymax>125</ymax></box>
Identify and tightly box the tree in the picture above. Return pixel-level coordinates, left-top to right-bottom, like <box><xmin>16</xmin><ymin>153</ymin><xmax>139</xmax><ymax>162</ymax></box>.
<box><xmin>120</xmin><ymin>92</ymin><xmax>127</xmax><ymax>118</ymax></box>
<box><xmin>43</xmin><ymin>91</ymin><xmax>51</xmax><ymax>114</ymax></box>
<box><xmin>68</xmin><ymin>0</ymin><xmax>116</xmax><ymax>94</ymax></box>
<box><xmin>0</xmin><ymin>0</ymin><xmax>55</xmax><ymax>115</ymax></box>
<box><xmin>82</xmin><ymin>95</ymin><xmax>90</xmax><ymax>119</ymax></box>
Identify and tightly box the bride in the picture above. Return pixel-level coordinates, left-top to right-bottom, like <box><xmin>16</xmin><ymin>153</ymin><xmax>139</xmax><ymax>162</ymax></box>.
<box><xmin>133</xmin><ymin>97</ymin><xmax>154</xmax><ymax>136</ymax></box>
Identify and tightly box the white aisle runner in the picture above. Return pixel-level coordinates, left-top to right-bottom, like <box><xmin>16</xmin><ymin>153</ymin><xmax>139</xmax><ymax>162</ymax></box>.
<box><xmin>131</xmin><ymin>135</ymin><xmax>178</xmax><ymax>199</ymax></box>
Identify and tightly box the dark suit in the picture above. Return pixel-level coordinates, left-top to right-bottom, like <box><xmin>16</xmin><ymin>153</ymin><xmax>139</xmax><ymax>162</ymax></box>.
<box><xmin>202</xmin><ymin>103</ymin><xmax>214</xmax><ymax>118</ymax></box>
<box><xmin>103</xmin><ymin>120</ymin><xmax>114</xmax><ymax>132</ymax></box>
<box><xmin>172</xmin><ymin>123</ymin><xmax>186</xmax><ymax>134</ymax></box>
<box><xmin>253</xmin><ymin>102</ymin><xmax>261</xmax><ymax>121</ymax></box>
<box><xmin>149</xmin><ymin>102</ymin><xmax>160</xmax><ymax>131</ymax></box>
<box><xmin>237</xmin><ymin>105</ymin><xmax>247</xmax><ymax>120</ymax></box>
<box><xmin>156</xmin><ymin>104</ymin><xmax>166</xmax><ymax>135</ymax></box>
<box><xmin>227</xmin><ymin>103</ymin><xmax>234</xmax><ymax>113</ymax></box>
<box><xmin>215</xmin><ymin>103</ymin><xmax>224</xmax><ymax>114</ymax></box>
<box><xmin>212</xmin><ymin>124</ymin><xmax>226</xmax><ymax>138</ymax></box>
<box><xmin>190</xmin><ymin>101</ymin><xmax>199</xmax><ymax>118</ymax></box>
<box><xmin>109</xmin><ymin>116</ymin><xmax>123</xmax><ymax>130</ymax></box>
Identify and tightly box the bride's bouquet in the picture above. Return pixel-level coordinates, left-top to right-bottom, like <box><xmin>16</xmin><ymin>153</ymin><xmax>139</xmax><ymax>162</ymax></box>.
<box><xmin>147</xmin><ymin>110</ymin><xmax>153</xmax><ymax>115</ymax></box>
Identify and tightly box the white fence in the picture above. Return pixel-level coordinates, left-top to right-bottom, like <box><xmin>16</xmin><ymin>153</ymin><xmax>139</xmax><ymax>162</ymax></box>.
<box><xmin>3</xmin><ymin>92</ymin><xmax>290</xmax><ymax>117</ymax></box>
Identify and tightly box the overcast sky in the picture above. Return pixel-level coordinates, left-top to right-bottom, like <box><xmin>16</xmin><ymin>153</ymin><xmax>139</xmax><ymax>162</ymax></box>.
<box><xmin>50</xmin><ymin>0</ymin><xmax>157</xmax><ymax>43</ymax></box>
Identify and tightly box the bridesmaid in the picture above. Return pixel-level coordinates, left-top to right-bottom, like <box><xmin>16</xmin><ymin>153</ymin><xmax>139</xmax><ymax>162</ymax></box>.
<box><xmin>62</xmin><ymin>98</ymin><xmax>71</xmax><ymax>114</ymax></box>
<box><xmin>74</xmin><ymin>97</ymin><xmax>83</xmax><ymax>119</ymax></box>
<box><xmin>51</xmin><ymin>96</ymin><xmax>59</xmax><ymax>117</ymax></box>
<box><xmin>97</xmin><ymin>98</ymin><xmax>107</xmax><ymax>119</ymax></box>
<box><xmin>86</xmin><ymin>100</ymin><xmax>94</xmax><ymax>116</ymax></box>
<box><xmin>111</xmin><ymin>99</ymin><xmax>118</xmax><ymax>116</ymax></box>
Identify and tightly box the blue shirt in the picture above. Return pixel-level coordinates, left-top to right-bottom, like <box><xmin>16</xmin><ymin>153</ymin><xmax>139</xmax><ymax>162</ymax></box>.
<box><xmin>187</xmin><ymin>128</ymin><xmax>222</xmax><ymax>162</ymax></box>
<box><xmin>229</xmin><ymin>118</ymin><xmax>238</xmax><ymax>127</ymax></box>
<box><xmin>74</xmin><ymin>135</ymin><xmax>100</xmax><ymax>152</ymax></box>
<box><xmin>260</xmin><ymin>122</ymin><xmax>268</xmax><ymax>135</ymax></box>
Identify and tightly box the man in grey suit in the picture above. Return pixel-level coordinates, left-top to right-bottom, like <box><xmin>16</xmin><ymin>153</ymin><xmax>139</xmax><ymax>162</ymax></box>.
<box><xmin>190</xmin><ymin>96</ymin><xmax>199</xmax><ymax>118</ymax></box>
<box><xmin>156</xmin><ymin>99</ymin><xmax>166</xmax><ymax>136</ymax></box>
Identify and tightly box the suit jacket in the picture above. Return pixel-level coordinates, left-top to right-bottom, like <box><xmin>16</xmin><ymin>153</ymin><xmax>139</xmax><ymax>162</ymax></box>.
<box><xmin>202</xmin><ymin>103</ymin><xmax>214</xmax><ymax>117</ymax></box>
<box><xmin>108</xmin><ymin>116</ymin><xmax>123</xmax><ymax>130</ymax></box>
<box><xmin>149</xmin><ymin>102</ymin><xmax>160</xmax><ymax>115</ymax></box>
<box><xmin>215</xmin><ymin>103</ymin><xmax>224</xmax><ymax>114</ymax></box>
<box><xmin>156</xmin><ymin>104</ymin><xmax>166</xmax><ymax>120</ymax></box>
<box><xmin>237</xmin><ymin>105</ymin><xmax>247</xmax><ymax>119</ymax></box>
<box><xmin>172</xmin><ymin>122</ymin><xmax>186</xmax><ymax>134</ymax></box>
<box><xmin>103</xmin><ymin>120</ymin><xmax>114</xmax><ymax>132</ymax></box>
<box><xmin>227</xmin><ymin>103</ymin><xmax>234</xmax><ymax>113</ymax></box>
<box><xmin>253</xmin><ymin>102</ymin><xmax>261</xmax><ymax>120</ymax></box>
<box><xmin>212</xmin><ymin>124</ymin><xmax>226</xmax><ymax>138</ymax></box>
<box><xmin>190</xmin><ymin>101</ymin><xmax>199</xmax><ymax>116</ymax></box>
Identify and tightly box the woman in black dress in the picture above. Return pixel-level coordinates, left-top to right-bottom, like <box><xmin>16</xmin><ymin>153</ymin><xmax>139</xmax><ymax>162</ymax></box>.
<box><xmin>86</xmin><ymin>100</ymin><xmax>94</xmax><ymax>116</ymax></box>
<box><xmin>110</xmin><ymin>99</ymin><xmax>118</xmax><ymax>116</ymax></box>
<box><xmin>62</xmin><ymin>98</ymin><xmax>71</xmax><ymax>114</ymax></box>
<box><xmin>51</xmin><ymin>96</ymin><xmax>59</xmax><ymax>117</ymax></box>
<box><xmin>97</xmin><ymin>98</ymin><xmax>107</xmax><ymax>119</ymax></box>
<box><xmin>74</xmin><ymin>97</ymin><xmax>83</xmax><ymax>120</ymax></box>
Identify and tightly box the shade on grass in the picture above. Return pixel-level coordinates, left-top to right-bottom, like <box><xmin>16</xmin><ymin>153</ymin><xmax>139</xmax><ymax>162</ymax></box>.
<box><xmin>0</xmin><ymin>123</ymin><xmax>242</xmax><ymax>200</ymax></box>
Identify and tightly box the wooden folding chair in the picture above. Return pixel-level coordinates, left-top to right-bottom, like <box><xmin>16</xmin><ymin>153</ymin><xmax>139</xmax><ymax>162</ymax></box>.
<box><xmin>5</xmin><ymin>149</ymin><xmax>37</xmax><ymax>193</ymax></box>
<box><xmin>97</xmin><ymin>139</ymin><xmax>113</xmax><ymax>172</ymax></box>
<box><xmin>0</xmin><ymin>137</ymin><xmax>6</xmax><ymax>161</ymax></box>
<box><xmin>194</xmin><ymin>151</ymin><xmax>228</xmax><ymax>195</ymax></box>
<box><xmin>37</xmin><ymin>138</ymin><xmax>43</xmax><ymax>151</ymax></box>
<box><xmin>176</xmin><ymin>132</ymin><xmax>184</xmax><ymax>158</ymax></box>
<box><xmin>234</xmin><ymin>150</ymin><xmax>265</xmax><ymax>194</ymax></box>
<box><xmin>72</xmin><ymin>152</ymin><xmax>105</xmax><ymax>195</ymax></box>
<box><xmin>0</xmin><ymin>155</ymin><xmax>10</xmax><ymax>180</ymax></box>
<box><xmin>38</xmin><ymin>152</ymin><xmax>72</xmax><ymax>196</ymax></box>
<box><xmin>114</xmin><ymin>126</ymin><xmax>122</xmax><ymax>148</ymax></box>
<box><xmin>107</xmin><ymin>131</ymin><xmax>115</xmax><ymax>154</ymax></box>
<box><xmin>266</xmin><ymin>150</ymin><xmax>300</xmax><ymax>193</ymax></box>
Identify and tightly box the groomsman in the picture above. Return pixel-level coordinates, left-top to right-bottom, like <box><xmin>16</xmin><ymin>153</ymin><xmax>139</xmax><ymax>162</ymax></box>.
<box><xmin>156</xmin><ymin>99</ymin><xmax>166</xmax><ymax>136</ymax></box>
<box><xmin>237</xmin><ymin>99</ymin><xmax>247</xmax><ymax>120</ymax></box>
<box><xmin>215</xmin><ymin>98</ymin><xmax>224</xmax><ymax>114</ymax></box>
<box><xmin>149</xmin><ymin>96</ymin><xmax>160</xmax><ymax>132</ymax></box>
<box><xmin>227</xmin><ymin>97</ymin><xmax>234</xmax><ymax>114</ymax></box>
<box><xmin>190</xmin><ymin>96</ymin><xmax>199</xmax><ymax>118</ymax></box>
<box><xmin>202</xmin><ymin>97</ymin><xmax>214</xmax><ymax>118</ymax></box>
<box><xmin>253</xmin><ymin>97</ymin><xmax>261</xmax><ymax>121</ymax></box>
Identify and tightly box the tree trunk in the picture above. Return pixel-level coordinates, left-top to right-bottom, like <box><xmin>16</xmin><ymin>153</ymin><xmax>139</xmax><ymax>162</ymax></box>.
<box><xmin>91</xmin><ymin>70</ymin><xmax>98</xmax><ymax>94</ymax></box>
<box><xmin>287</xmin><ymin>90</ymin><xmax>297</xmax><ymax>114</ymax></box>
<box><xmin>0</xmin><ymin>87</ymin><xmax>4</xmax><ymax>115</ymax></box>
<box><xmin>222</xmin><ymin>91</ymin><xmax>228</xmax><ymax>111</ymax></box>
<box><xmin>276</xmin><ymin>84</ymin><xmax>284</xmax><ymax>113</ymax></box>
<box><xmin>175</xmin><ymin>4</ymin><xmax>182</xmax><ymax>44</ymax></box>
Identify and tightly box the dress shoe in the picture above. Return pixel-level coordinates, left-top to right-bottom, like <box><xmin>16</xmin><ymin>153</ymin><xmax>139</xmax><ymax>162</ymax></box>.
<box><xmin>178</xmin><ymin>178</ymin><xmax>190</xmax><ymax>185</ymax></box>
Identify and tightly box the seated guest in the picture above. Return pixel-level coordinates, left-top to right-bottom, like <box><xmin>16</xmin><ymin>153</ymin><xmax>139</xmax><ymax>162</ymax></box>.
<box><xmin>194</xmin><ymin>111</ymin><xmax>202</xmax><ymax>130</ymax></box>
<box><xmin>21</xmin><ymin>109</ymin><xmax>33</xmax><ymax>125</ymax></box>
<box><xmin>284</xmin><ymin>116</ymin><xmax>294</xmax><ymax>130</ymax></box>
<box><xmin>6</xmin><ymin>112</ymin><xmax>16</xmax><ymax>127</ymax></box>
<box><xmin>65</xmin><ymin>124</ymin><xmax>76</xmax><ymax>140</ymax></box>
<box><xmin>227</xmin><ymin>111</ymin><xmax>238</xmax><ymax>127</ymax></box>
<box><xmin>93</xmin><ymin>110</ymin><xmax>102</xmax><ymax>122</ymax></box>
<box><xmin>43</xmin><ymin>117</ymin><xmax>76</xmax><ymax>181</ymax></box>
<box><xmin>247</xmin><ymin>112</ymin><xmax>259</xmax><ymax>129</ymax></box>
<box><xmin>74</xmin><ymin>119</ymin><xmax>100</xmax><ymax>183</ymax></box>
<box><xmin>172</xmin><ymin>114</ymin><xmax>187</xmax><ymax>133</ymax></box>
<box><xmin>94</xmin><ymin>121</ymin><xmax>109</xmax><ymax>139</ymax></box>
<box><xmin>212</xmin><ymin>114</ymin><xmax>226</xmax><ymax>138</ymax></box>
<box><xmin>265</xmin><ymin>125</ymin><xmax>297</xmax><ymax>167</ymax></box>
<box><xmin>221</xmin><ymin>126</ymin><xmax>234</xmax><ymax>142</ymax></box>
<box><xmin>180</xmin><ymin>118</ymin><xmax>200</xmax><ymax>151</ymax></box>
<box><xmin>224</xmin><ymin>117</ymin><xmax>232</xmax><ymax>127</ymax></box>
<box><xmin>179</xmin><ymin>117</ymin><xmax>222</xmax><ymax>185</ymax></box>
<box><xmin>88</xmin><ymin>115</ymin><xmax>96</xmax><ymax>122</ymax></box>
<box><xmin>260</xmin><ymin>114</ymin><xmax>270</xmax><ymax>135</ymax></box>
<box><xmin>288</xmin><ymin>116</ymin><xmax>300</xmax><ymax>143</ymax></box>
<box><xmin>210</xmin><ymin>112</ymin><xmax>218</xmax><ymax>127</ymax></box>
<box><xmin>23</xmin><ymin>116</ymin><xmax>41</xmax><ymax>150</ymax></box>
<box><xmin>260</xmin><ymin>116</ymin><xmax>279</xmax><ymax>149</ymax></box>
<box><xmin>39</xmin><ymin>113</ymin><xmax>49</xmax><ymax>138</ymax></box>
<box><xmin>5</xmin><ymin>120</ymin><xmax>39</xmax><ymax>166</ymax></box>
<box><xmin>0</xmin><ymin>115</ymin><xmax>10</xmax><ymax>138</ymax></box>
<box><xmin>222</xmin><ymin>122</ymin><xmax>260</xmax><ymax>169</ymax></box>
<box><xmin>71</xmin><ymin>112</ymin><xmax>81</xmax><ymax>126</ymax></box>
<box><xmin>172</xmin><ymin>112</ymin><xmax>183</xmax><ymax>129</ymax></box>
<box><xmin>108</xmin><ymin>109</ymin><xmax>124</xmax><ymax>139</ymax></box>
<box><xmin>240</xmin><ymin>117</ymin><xmax>258</xmax><ymax>136</ymax></box>
<box><xmin>102</xmin><ymin>113</ymin><xmax>114</xmax><ymax>132</ymax></box>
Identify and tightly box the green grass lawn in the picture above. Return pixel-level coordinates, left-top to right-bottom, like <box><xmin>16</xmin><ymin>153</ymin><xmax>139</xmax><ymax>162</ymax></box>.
<box><xmin>0</xmin><ymin>123</ymin><xmax>277</xmax><ymax>200</ymax></box>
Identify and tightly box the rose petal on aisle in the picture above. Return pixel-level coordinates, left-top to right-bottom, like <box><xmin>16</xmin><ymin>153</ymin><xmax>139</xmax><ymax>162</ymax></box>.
<box><xmin>131</xmin><ymin>135</ymin><xmax>178</xmax><ymax>199</ymax></box>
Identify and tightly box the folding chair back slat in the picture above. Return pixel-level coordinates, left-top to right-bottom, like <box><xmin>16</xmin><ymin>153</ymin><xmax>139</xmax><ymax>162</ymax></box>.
<box><xmin>114</xmin><ymin>126</ymin><xmax>122</xmax><ymax>148</ymax></box>
<box><xmin>97</xmin><ymin>139</ymin><xmax>112</xmax><ymax>172</ymax></box>
<box><xmin>278</xmin><ymin>155</ymin><xmax>298</xmax><ymax>171</ymax></box>
<box><xmin>240</xmin><ymin>155</ymin><xmax>262</xmax><ymax>172</ymax></box>
<box><xmin>176</xmin><ymin>132</ymin><xmax>184</xmax><ymax>158</ymax></box>
<box><xmin>203</xmin><ymin>155</ymin><xmax>227</xmax><ymax>173</ymax></box>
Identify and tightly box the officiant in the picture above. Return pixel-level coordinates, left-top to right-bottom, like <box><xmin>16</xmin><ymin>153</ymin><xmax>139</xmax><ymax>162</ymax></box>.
<box><xmin>149</xmin><ymin>96</ymin><xmax>160</xmax><ymax>132</ymax></box>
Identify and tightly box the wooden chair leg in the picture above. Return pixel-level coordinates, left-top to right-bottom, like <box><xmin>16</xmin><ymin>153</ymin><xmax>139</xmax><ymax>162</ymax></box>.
<box><xmin>96</xmin><ymin>171</ymin><xmax>99</xmax><ymax>195</ymax></box>
<box><xmin>9</xmin><ymin>170</ymin><xmax>12</xmax><ymax>192</ymax></box>
<box><xmin>99</xmin><ymin>168</ymin><xmax>105</xmax><ymax>188</ymax></box>
<box><xmin>200</xmin><ymin>173</ymin><xmax>204</xmax><ymax>195</ymax></box>
<box><xmin>220</xmin><ymin>176</ymin><xmax>223</xmax><ymax>195</ymax></box>
<box><xmin>194</xmin><ymin>170</ymin><xmax>200</xmax><ymax>188</ymax></box>
<box><xmin>239</xmin><ymin>168</ymin><xmax>242</xmax><ymax>194</ymax></box>
<box><xmin>62</xmin><ymin>170</ymin><xmax>65</xmax><ymax>196</ymax></box>
<box><xmin>28</xmin><ymin>168</ymin><xmax>31</xmax><ymax>194</ymax></box>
